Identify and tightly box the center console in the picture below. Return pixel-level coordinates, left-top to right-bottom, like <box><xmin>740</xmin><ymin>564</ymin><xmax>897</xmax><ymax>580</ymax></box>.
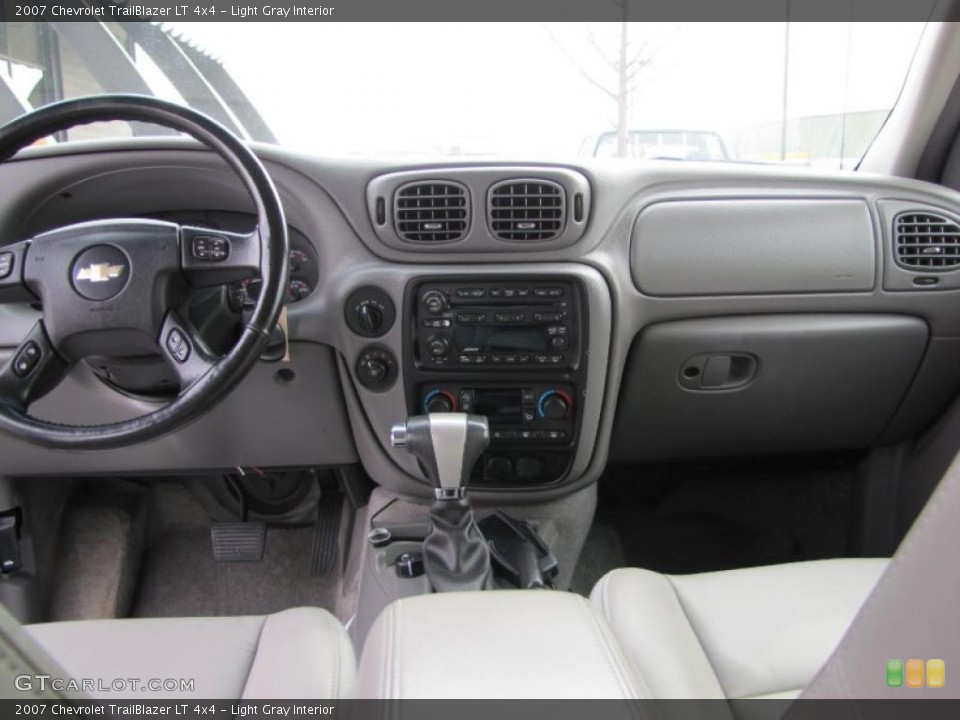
<box><xmin>405</xmin><ymin>277</ymin><xmax>588</xmax><ymax>487</ymax></box>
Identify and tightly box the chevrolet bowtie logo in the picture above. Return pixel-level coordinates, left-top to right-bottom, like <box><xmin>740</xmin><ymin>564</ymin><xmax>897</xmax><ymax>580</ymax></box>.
<box><xmin>76</xmin><ymin>263</ymin><xmax>125</xmax><ymax>283</ymax></box>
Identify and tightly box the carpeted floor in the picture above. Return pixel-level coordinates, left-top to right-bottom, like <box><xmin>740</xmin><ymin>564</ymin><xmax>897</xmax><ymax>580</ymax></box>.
<box><xmin>47</xmin><ymin>478</ymin><xmax>344</xmax><ymax>621</ymax></box>
<box><xmin>131</xmin><ymin>523</ymin><xmax>339</xmax><ymax>618</ymax></box>
<box><xmin>571</xmin><ymin>455</ymin><xmax>857</xmax><ymax>595</ymax></box>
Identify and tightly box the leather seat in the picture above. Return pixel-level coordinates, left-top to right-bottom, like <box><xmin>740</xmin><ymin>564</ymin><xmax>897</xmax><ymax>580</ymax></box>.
<box><xmin>591</xmin><ymin>558</ymin><xmax>887</xmax><ymax>699</ymax></box>
<box><xmin>25</xmin><ymin>607</ymin><xmax>356</xmax><ymax>699</ymax></box>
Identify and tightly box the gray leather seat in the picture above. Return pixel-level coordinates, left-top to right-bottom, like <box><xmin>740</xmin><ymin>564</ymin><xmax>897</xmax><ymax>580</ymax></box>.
<box><xmin>591</xmin><ymin>559</ymin><xmax>887</xmax><ymax>699</ymax></box>
<box><xmin>24</xmin><ymin>607</ymin><xmax>356</xmax><ymax>699</ymax></box>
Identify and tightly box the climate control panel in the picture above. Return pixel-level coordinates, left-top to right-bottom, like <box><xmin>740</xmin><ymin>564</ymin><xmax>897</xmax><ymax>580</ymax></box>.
<box><xmin>417</xmin><ymin>383</ymin><xmax>577</xmax><ymax>448</ymax></box>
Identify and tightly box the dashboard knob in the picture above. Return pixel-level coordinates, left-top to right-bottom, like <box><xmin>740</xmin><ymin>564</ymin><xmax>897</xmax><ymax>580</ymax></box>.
<box><xmin>424</xmin><ymin>390</ymin><xmax>456</xmax><ymax>413</ymax></box>
<box><xmin>356</xmin><ymin>303</ymin><xmax>383</xmax><ymax>334</ymax></box>
<box><xmin>539</xmin><ymin>390</ymin><xmax>571</xmax><ymax>420</ymax></box>
<box><xmin>360</xmin><ymin>358</ymin><xmax>388</xmax><ymax>383</ymax></box>
<box><xmin>426</xmin><ymin>335</ymin><xmax>449</xmax><ymax>357</ymax></box>
<box><xmin>355</xmin><ymin>346</ymin><xmax>397</xmax><ymax>390</ymax></box>
<box><xmin>422</xmin><ymin>290</ymin><xmax>447</xmax><ymax>315</ymax></box>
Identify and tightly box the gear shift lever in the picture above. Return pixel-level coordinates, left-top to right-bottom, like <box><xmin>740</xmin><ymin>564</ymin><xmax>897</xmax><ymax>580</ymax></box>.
<box><xmin>391</xmin><ymin>413</ymin><xmax>493</xmax><ymax>591</ymax></box>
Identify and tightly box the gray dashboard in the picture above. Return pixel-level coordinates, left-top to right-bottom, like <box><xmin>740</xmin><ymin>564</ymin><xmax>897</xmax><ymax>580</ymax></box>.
<box><xmin>3</xmin><ymin>138</ymin><xmax>960</xmax><ymax>501</ymax></box>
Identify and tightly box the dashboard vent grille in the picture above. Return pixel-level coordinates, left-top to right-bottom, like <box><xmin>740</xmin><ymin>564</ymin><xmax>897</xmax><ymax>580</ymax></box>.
<box><xmin>895</xmin><ymin>212</ymin><xmax>960</xmax><ymax>270</ymax></box>
<box><xmin>489</xmin><ymin>180</ymin><xmax>565</xmax><ymax>241</ymax></box>
<box><xmin>394</xmin><ymin>182</ymin><xmax>468</xmax><ymax>242</ymax></box>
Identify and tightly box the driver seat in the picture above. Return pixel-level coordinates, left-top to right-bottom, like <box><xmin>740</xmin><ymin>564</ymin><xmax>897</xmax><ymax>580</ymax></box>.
<box><xmin>19</xmin><ymin>607</ymin><xmax>355</xmax><ymax>699</ymax></box>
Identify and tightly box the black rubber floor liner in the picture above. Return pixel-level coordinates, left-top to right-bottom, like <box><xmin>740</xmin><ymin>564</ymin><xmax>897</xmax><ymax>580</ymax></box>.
<box><xmin>211</xmin><ymin>522</ymin><xmax>266</xmax><ymax>562</ymax></box>
<box><xmin>310</xmin><ymin>477</ymin><xmax>342</xmax><ymax>577</ymax></box>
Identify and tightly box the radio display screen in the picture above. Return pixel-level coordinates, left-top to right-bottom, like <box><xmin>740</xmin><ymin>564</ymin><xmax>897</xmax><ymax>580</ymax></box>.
<box><xmin>452</xmin><ymin>325</ymin><xmax>549</xmax><ymax>353</ymax></box>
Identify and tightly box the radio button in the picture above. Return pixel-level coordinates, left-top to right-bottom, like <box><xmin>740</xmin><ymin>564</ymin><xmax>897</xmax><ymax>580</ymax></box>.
<box><xmin>518</xmin><ymin>353</ymin><xmax>531</xmax><ymax>364</ymax></box>
<box><xmin>547</xmin><ymin>325</ymin><xmax>568</xmax><ymax>336</ymax></box>
<box><xmin>491</xmin><ymin>354</ymin><xmax>504</xmax><ymax>364</ymax></box>
<box><xmin>517</xmin><ymin>288</ymin><xmax>531</xmax><ymax>298</ymax></box>
<box><xmin>551</xmin><ymin>337</ymin><xmax>569</xmax><ymax>350</ymax></box>
<box><xmin>502</xmin><ymin>288</ymin><xmax>517</xmax><ymax>299</ymax></box>
<box><xmin>489</xmin><ymin>288</ymin><xmax>503</xmax><ymax>298</ymax></box>
<box><xmin>548</xmin><ymin>354</ymin><xmax>564</xmax><ymax>364</ymax></box>
<box><xmin>495</xmin><ymin>312</ymin><xmax>524</xmax><ymax>323</ymax></box>
<box><xmin>456</xmin><ymin>288</ymin><xmax>486</xmax><ymax>299</ymax></box>
<box><xmin>534</xmin><ymin>312</ymin><xmax>563</xmax><ymax>323</ymax></box>
<box><xmin>457</xmin><ymin>312</ymin><xmax>486</xmax><ymax>323</ymax></box>
<box><xmin>423</xmin><ymin>319</ymin><xmax>451</xmax><ymax>328</ymax></box>
<box><xmin>521</xmin><ymin>389</ymin><xmax>536</xmax><ymax>403</ymax></box>
<box><xmin>503</xmin><ymin>354</ymin><xmax>519</xmax><ymax>364</ymax></box>
<box><xmin>534</xmin><ymin>287</ymin><xmax>564</xmax><ymax>298</ymax></box>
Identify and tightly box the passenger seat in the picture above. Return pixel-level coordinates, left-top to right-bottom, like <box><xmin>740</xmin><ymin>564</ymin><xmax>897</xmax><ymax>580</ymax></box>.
<box><xmin>591</xmin><ymin>559</ymin><xmax>887</xmax><ymax>699</ymax></box>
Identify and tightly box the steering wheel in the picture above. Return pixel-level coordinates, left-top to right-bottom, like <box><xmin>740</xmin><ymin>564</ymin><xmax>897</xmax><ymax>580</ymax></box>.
<box><xmin>0</xmin><ymin>95</ymin><xmax>289</xmax><ymax>450</ymax></box>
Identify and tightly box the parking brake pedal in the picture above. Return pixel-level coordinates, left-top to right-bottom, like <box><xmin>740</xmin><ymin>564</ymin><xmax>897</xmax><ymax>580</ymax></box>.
<box><xmin>211</xmin><ymin>522</ymin><xmax>266</xmax><ymax>562</ymax></box>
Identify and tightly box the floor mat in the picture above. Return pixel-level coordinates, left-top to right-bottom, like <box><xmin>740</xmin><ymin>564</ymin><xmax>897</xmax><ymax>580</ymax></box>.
<box><xmin>574</xmin><ymin>456</ymin><xmax>857</xmax><ymax>589</ymax></box>
<box><xmin>131</xmin><ymin>523</ymin><xmax>338</xmax><ymax>618</ymax></box>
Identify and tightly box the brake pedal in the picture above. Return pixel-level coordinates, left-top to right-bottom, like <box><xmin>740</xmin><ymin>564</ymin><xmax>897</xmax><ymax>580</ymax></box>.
<box><xmin>211</xmin><ymin>522</ymin><xmax>266</xmax><ymax>562</ymax></box>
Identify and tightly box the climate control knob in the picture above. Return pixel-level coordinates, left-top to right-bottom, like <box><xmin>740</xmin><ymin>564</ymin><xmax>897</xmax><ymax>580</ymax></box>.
<box><xmin>422</xmin><ymin>290</ymin><xmax>447</xmax><ymax>315</ymax></box>
<box><xmin>538</xmin><ymin>390</ymin><xmax>572</xmax><ymax>420</ymax></box>
<box><xmin>423</xmin><ymin>389</ymin><xmax>456</xmax><ymax>414</ymax></box>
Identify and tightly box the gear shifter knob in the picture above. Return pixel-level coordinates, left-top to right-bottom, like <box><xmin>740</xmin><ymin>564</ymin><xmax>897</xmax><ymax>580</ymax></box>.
<box><xmin>391</xmin><ymin>413</ymin><xmax>490</xmax><ymax>499</ymax></box>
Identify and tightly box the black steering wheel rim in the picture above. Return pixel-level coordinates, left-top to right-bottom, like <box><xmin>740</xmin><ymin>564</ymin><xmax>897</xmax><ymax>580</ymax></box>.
<box><xmin>0</xmin><ymin>94</ymin><xmax>289</xmax><ymax>450</ymax></box>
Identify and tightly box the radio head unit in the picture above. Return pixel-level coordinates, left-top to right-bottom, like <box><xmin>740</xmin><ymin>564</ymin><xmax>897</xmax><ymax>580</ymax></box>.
<box><xmin>412</xmin><ymin>279</ymin><xmax>582</xmax><ymax>370</ymax></box>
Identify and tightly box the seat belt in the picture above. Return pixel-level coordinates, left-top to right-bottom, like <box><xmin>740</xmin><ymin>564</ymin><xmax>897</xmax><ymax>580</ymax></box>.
<box><xmin>799</xmin><ymin>449</ymin><xmax>960</xmax><ymax>700</ymax></box>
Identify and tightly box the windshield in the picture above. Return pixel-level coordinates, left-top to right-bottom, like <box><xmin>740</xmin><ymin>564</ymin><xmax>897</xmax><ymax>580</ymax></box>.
<box><xmin>0</xmin><ymin>21</ymin><xmax>928</xmax><ymax>168</ymax></box>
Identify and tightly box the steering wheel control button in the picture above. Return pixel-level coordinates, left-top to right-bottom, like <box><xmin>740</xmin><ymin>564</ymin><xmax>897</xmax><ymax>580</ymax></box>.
<box><xmin>191</xmin><ymin>235</ymin><xmax>229</xmax><ymax>261</ymax></box>
<box><xmin>12</xmin><ymin>342</ymin><xmax>42</xmax><ymax>377</ymax></box>
<box><xmin>70</xmin><ymin>245</ymin><xmax>130</xmax><ymax>301</ymax></box>
<box><xmin>0</xmin><ymin>252</ymin><xmax>13</xmax><ymax>280</ymax></box>
<box><xmin>166</xmin><ymin>328</ymin><xmax>191</xmax><ymax>364</ymax></box>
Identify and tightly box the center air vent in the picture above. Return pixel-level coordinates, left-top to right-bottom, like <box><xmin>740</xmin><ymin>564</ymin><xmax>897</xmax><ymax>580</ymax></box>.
<box><xmin>489</xmin><ymin>180</ymin><xmax>566</xmax><ymax>241</ymax></box>
<box><xmin>394</xmin><ymin>181</ymin><xmax>468</xmax><ymax>243</ymax></box>
<box><xmin>895</xmin><ymin>211</ymin><xmax>960</xmax><ymax>270</ymax></box>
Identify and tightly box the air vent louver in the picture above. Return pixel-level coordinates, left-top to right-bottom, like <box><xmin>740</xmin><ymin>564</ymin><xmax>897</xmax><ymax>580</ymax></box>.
<box><xmin>394</xmin><ymin>182</ymin><xmax>468</xmax><ymax>242</ymax></box>
<box><xmin>895</xmin><ymin>212</ymin><xmax>960</xmax><ymax>270</ymax></box>
<box><xmin>489</xmin><ymin>180</ymin><xmax>565</xmax><ymax>241</ymax></box>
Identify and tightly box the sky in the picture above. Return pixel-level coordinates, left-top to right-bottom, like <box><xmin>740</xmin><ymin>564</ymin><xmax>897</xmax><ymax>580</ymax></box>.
<box><xmin>152</xmin><ymin>22</ymin><xmax>927</xmax><ymax>159</ymax></box>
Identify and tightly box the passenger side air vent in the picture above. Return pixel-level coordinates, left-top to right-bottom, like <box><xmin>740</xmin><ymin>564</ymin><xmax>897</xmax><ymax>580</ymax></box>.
<box><xmin>895</xmin><ymin>212</ymin><xmax>960</xmax><ymax>270</ymax></box>
<box><xmin>394</xmin><ymin>181</ymin><xmax>468</xmax><ymax>243</ymax></box>
<box><xmin>488</xmin><ymin>180</ymin><xmax>566</xmax><ymax>241</ymax></box>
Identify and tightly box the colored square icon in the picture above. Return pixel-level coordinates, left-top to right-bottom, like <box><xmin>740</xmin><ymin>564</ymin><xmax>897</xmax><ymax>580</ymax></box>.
<box><xmin>927</xmin><ymin>659</ymin><xmax>945</xmax><ymax>689</ymax></box>
<box><xmin>886</xmin><ymin>659</ymin><xmax>904</xmax><ymax>687</ymax></box>
<box><xmin>906</xmin><ymin>659</ymin><xmax>925</xmax><ymax>688</ymax></box>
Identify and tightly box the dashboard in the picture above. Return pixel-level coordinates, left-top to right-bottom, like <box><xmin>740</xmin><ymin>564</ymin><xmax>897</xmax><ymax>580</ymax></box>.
<box><xmin>2</xmin><ymin>139</ymin><xmax>960</xmax><ymax>501</ymax></box>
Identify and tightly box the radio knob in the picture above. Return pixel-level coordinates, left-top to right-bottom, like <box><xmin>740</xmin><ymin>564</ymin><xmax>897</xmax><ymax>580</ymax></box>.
<box><xmin>422</xmin><ymin>290</ymin><xmax>447</xmax><ymax>315</ymax></box>
<box><xmin>426</xmin><ymin>335</ymin><xmax>449</xmax><ymax>357</ymax></box>
<box><xmin>538</xmin><ymin>390</ymin><xmax>571</xmax><ymax>420</ymax></box>
<box><xmin>424</xmin><ymin>390</ymin><xmax>456</xmax><ymax>413</ymax></box>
